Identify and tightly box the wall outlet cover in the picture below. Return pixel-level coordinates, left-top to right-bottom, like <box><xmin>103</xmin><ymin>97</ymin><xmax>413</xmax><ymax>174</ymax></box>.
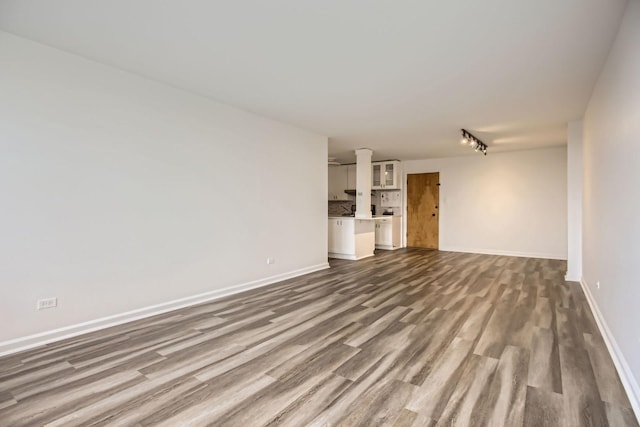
<box><xmin>37</xmin><ymin>297</ymin><xmax>58</xmax><ymax>310</ymax></box>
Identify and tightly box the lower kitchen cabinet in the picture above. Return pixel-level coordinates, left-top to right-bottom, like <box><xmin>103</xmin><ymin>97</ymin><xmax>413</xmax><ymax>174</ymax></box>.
<box><xmin>328</xmin><ymin>218</ymin><xmax>375</xmax><ymax>260</ymax></box>
<box><xmin>328</xmin><ymin>218</ymin><xmax>355</xmax><ymax>254</ymax></box>
<box><xmin>374</xmin><ymin>216</ymin><xmax>401</xmax><ymax>250</ymax></box>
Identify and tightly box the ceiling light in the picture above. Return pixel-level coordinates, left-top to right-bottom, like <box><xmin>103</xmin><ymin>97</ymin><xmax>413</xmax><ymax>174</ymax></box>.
<box><xmin>460</xmin><ymin>129</ymin><xmax>488</xmax><ymax>156</ymax></box>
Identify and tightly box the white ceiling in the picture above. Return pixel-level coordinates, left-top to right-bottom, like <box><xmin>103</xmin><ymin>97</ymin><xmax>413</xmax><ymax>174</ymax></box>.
<box><xmin>0</xmin><ymin>0</ymin><xmax>628</xmax><ymax>162</ymax></box>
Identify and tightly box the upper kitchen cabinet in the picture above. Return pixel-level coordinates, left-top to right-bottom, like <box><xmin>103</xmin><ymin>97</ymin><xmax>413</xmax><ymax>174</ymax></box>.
<box><xmin>346</xmin><ymin>164</ymin><xmax>357</xmax><ymax>190</ymax></box>
<box><xmin>328</xmin><ymin>165</ymin><xmax>350</xmax><ymax>201</ymax></box>
<box><xmin>372</xmin><ymin>161</ymin><xmax>401</xmax><ymax>189</ymax></box>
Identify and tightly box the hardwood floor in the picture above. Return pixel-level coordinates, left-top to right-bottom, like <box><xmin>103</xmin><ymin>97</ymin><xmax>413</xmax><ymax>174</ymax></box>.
<box><xmin>0</xmin><ymin>249</ymin><xmax>637</xmax><ymax>426</ymax></box>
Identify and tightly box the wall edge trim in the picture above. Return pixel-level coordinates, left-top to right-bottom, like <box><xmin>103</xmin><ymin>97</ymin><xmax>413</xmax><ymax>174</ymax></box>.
<box><xmin>0</xmin><ymin>262</ymin><xmax>330</xmax><ymax>357</ymax></box>
<box><xmin>579</xmin><ymin>278</ymin><xmax>640</xmax><ymax>423</ymax></box>
<box><xmin>438</xmin><ymin>246</ymin><xmax>567</xmax><ymax>260</ymax></box>
<box><xmin>565</xmin><ymin>273</ymin><xmax>582</xmax><ymax>281</ymax></box>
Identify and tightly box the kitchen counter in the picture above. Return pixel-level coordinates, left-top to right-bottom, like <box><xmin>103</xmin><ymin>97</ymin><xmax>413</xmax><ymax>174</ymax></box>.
<box><xmin>328</xmin><ymin>216</ymin><xmax>376</xmax><ymax>220</ymax></box>
<box><xmin>328</xmin><ymin>217</ymin><xmax>375</xmax><ymax>260</ymax></box>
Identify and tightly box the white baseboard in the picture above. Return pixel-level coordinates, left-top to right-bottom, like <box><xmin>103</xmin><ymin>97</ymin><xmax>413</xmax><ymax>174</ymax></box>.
<box><xmin>565</xmin><ymin>273</ymin><xmax>582</xmax><ymax>281</ymax></box>
<box><xmin>439</xmin><ymin>246</ymin><xmax>567</xmax><ymax>260</ymax></box>
<box><xmin>328</xmin><ymin>253</ymin><xmax>374</xmax><ymax>261</ymax></box>
<box><xmin>375</xmin><ymin>245</ymin><xmax>401</xmax><ymax>251</ymax></box>
<box><xmin>0</xmin><ymin>262</ymin><xmax>330</xmax><ymax>357</ymax></box>
<box><xmin>580</xmin><ymin>278</ymin><xmax>640</xmax><ymax>423</ymax></box>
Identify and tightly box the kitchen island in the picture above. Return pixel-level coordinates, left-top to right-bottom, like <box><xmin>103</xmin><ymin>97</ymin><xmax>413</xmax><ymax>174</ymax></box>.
<box><xmin>328</xmin><ymin>217</ymin><xmax>375</xmax><ymax>260</ymax></box>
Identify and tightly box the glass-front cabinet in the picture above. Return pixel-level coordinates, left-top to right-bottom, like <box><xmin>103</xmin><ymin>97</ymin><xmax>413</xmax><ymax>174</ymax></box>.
<box><xmin>372</xmin><ymin>161</ymin><xmax>400</xmax><ymax>189</ymax></box>
<box><xmin>372</xmin><ymin>163</ymin><xmax>382</xmax><ymax>188</ymax></box>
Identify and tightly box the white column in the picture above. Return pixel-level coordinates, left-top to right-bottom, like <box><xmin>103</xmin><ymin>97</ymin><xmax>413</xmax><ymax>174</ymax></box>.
<box><xmin>566</xmin><ymin>120</ymin><xmax>583</xmax><ymax>281</ymax></box>
<box><xmin>355</xmin><ymin>148</ymin><xmax>373</xmax><ymax>218</ymax></box>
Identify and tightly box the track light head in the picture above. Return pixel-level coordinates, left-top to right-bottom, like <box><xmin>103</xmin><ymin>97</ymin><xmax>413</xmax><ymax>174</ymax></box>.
<box><xmin>460</xmin><ymin>129</ymin><xmax>488</xmax><ymax>156</ymax></box>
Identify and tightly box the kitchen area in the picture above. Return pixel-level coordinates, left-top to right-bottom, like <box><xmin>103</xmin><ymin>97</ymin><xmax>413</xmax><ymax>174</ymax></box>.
<box><xmin>328</xmin><ymin>149</ymin><xmax>402</xmax><ymax>260</ymax></box>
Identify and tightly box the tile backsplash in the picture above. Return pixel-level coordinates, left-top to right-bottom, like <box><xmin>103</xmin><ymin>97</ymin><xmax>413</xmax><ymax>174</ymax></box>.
<box><xmin>328</xmin><ymin>200</ymin><xmax>353</xmax><ymax>216</ymax></box>
<box><xmin>328</xmin><ymin>190</ymin><xmax>402</xmax><ymax>216</ymax></box>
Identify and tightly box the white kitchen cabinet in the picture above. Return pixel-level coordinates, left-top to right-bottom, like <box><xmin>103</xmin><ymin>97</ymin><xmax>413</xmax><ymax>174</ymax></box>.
<box><xmin>328</xmin><ymin>218</ymin><xmax>355</xmax><ymax>254</ymax></box>
<box><xmin>328</xmin><ymin>165</ymin><xmax>350</xmax><ymax>201</ymax></box>
<box><xmin>374</xmin><ymin>216</ymin><xmax>402</xmax><ymax>250</ymax></box>
<box><xmin>372</xmin><ymin>161</ymin><xmax>400</xmax><ymax>189</ymax></box>
<box><xmin>346</xmin><ymin>164</ymin><xmax>357</xmax><ymax>189</ymax></box>
<box><xmin>328</xmin><ymin>219</ymin><xmax>337</xmax><ymax>252</ymax></box>
<box><xmin>328</xmin><ymin>218</ymin><xmax>375</xmax><ymax>260</ymax></box>
<box><xmin>375</xmin><ymin>220</ymin><xmax>392</xmax><ymax>247</ymax></box>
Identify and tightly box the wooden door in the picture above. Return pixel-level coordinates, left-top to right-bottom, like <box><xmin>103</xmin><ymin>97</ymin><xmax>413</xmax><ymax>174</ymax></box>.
<box><xmin>407</xmin><ymin>172</ymin><xmax>439</xmax><ymax>249</ymax></box>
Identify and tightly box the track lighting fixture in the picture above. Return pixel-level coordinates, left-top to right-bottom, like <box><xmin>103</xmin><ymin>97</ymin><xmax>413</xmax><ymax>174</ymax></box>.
<box><xmin>460</xmin><ymin>129</ymin><xmax>487</xmax><ymax>155</ymax></box>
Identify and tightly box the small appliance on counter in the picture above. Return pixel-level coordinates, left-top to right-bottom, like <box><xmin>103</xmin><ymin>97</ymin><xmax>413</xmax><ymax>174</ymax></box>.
<box><xmin>350</xmin><ymin>204</ymin><xmax>376</xmax><ymax>216</ymax></box>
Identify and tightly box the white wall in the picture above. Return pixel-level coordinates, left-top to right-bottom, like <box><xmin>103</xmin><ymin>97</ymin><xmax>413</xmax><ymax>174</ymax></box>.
<box><xmin>0</xmin><ymin>32</ymin><xmax>328</xmax><ymax>353</ymax></box>
<box><xmin>566</xmin><ymin>120</ymin><xmax>583</xmax><ymax>281</ymax></box>
<box><xmin>582</xmin><ymin>0</ymin><xmax>640</xmax><ymax>415</ymax></box>
<box><xmin>403</xmin><ymin>147</ymin><xmax>567</xmax><ymax>259</ymax></box>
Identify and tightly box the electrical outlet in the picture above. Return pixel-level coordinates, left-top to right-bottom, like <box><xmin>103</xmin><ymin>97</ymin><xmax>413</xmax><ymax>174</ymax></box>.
<box><xmin>596</xmin><ymin>281</ymin><xmax>600</xmax><ymax>289</ymax></box>
<box><xmin>266</xmin><ymin>257</ymin><xmax>275</xmax><ymax>265</ymax></box>
<box><xmin>37</xmin><ymin>297</ymin><xmax>57</xmax><ymax>310</ymax></box>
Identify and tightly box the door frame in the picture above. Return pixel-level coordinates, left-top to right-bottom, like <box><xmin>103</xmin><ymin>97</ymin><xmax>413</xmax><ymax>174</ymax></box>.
<box><xmin>402</xmin><ymin>171</ymin><xmax>440</xmax><ymax>249</ymax></box>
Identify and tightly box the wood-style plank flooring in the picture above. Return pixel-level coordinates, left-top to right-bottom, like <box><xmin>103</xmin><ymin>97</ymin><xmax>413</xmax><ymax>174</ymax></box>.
<box><xmin>0</xmin><ymin>249</ymin><xmax>637</xmax><ymax>426</ymax></box>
